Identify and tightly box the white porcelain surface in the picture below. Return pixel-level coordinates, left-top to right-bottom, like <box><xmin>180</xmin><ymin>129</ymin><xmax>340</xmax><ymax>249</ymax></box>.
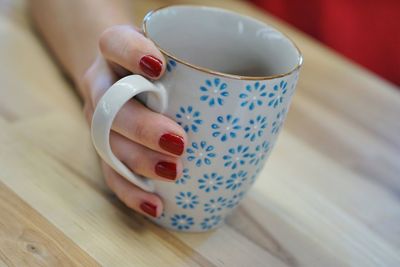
<box><xmin>92</xmin><ymin>5</ymin><xmax>302</xmax><ymax>232</ymax></box>
<box><xmin>145</xmin><ymin>6</ymin><xmax>301</xmax><ymax>77</ymax></box>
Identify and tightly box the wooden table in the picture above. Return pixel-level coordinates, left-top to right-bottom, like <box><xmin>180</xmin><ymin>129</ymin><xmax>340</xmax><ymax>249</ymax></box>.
<box><xmin>1</xmin><ymin>0</ymin><xmax>400</xmax><ymax>266</ymax></box>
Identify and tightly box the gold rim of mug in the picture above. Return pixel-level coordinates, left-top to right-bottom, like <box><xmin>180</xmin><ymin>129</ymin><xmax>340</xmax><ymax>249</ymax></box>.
<box><xmin>142</xmin><ymin>5</ymin><xmax>303</xmax><ymax>80</ymax></box>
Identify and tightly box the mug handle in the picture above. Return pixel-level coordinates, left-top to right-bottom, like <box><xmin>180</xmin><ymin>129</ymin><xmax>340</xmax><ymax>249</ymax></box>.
<box><xmin>91</xmin><ymin>75</ymin><xmax>168</xmax><ymax>193</ymax></box>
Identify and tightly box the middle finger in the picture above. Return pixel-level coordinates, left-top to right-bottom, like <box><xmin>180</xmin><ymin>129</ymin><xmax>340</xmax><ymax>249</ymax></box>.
<box><xmin>110</xmin><ymin>131</ymin><xmax>183</xmax><ymax>181</ymax></box>
<box><xmin>112</xmin><ymin>98</ymin><xmax>187</xmax><ymax>157</ymax></box>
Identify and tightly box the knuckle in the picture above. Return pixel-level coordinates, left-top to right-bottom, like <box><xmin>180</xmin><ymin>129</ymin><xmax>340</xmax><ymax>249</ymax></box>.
<box><xmin>126</xmin><ymin>151</ymin><xmax>141</xmax><ymax>173</ymax></box>
<box><xmin>82</xmin><ymin>67</ymin><xmax>94</xmax><ymax>90</ymax></box>
<box><xmin>82</xmin><ymin>59</ymin><xmax>111</xmax><ymax>106</ymax></box>
<box><xmin>99</xmin><ymin>26</ymin><xmax>120</xmax><ymax>52</ymax></box>
<box><xmin>82</xmin><ymin>67</ymin><xmax>100</xmax><ymax>105</ymax></box>
<box><xmin>83</xmin><ymin>103</ymin><xmax>93</xmax><ymax>123</ymax></box>
<box><xmin>131</xmin><ymin>119</ymin><xmax>149</xmax><ymax>143</ymax></box>
<box><xmin>123</xmin><ymin>192</ymin><xmax>138</xmax><ymax>210</ymax></box>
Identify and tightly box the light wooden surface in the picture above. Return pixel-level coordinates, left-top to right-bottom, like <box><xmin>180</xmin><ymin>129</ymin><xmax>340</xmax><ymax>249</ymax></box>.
<box><xmin>1</xmin><ymin>0</ymin><xmax>400</xmax><ymax>266</ymax></box>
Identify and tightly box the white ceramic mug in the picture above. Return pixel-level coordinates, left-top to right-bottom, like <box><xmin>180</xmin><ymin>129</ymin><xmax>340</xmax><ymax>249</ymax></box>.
<box><xmin>91</xmin><ymin>5</ymin><xmax>302</xmax><ymax>232</ymax></box>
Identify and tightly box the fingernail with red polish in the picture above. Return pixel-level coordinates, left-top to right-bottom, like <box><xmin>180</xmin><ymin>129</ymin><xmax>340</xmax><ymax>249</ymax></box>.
<box><xmin>140</xmin><ymin>202</ymin><xmax>157</xmax><ymax>217</ymax></box>
<box><xmin>139</xmin><ymin>55</ymin><xmax>162</xmax><ymax>78</ymax></box>
<box><xmin>155</xmin><ymin>161</ymin><xmax>177</xmax><ymax>180</ymax></box>
<box><xmin>159</xmin><ymin>133</ymin><xmax>184</xmax><ymax>156</ymax></box>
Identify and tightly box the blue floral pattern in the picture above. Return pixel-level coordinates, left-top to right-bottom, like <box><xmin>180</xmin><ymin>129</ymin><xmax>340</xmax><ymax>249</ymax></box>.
<box><xmin>227</xmin><ymin>191</ymin><xmax>246</xmax><ymax>208</ymax></box>
<box><xmin>226</xmin><ymin>170</ymin><xmax>247</xmax><ymax>191</ymax></box>
<box><xmin>187</xmin><ymin>141</ymin><xmax>216</xmax><ymax>167</ymax></box>
<box><xmin>171</xmin><ymin>214</ymin><xmax>194</xmax><ymax>230</ymax></box>
<box><xmin>201</xmin><ymin>215</ymin><xmax>222</xmax><ymax>230</ymax></box>
<box><xmin>198</xmin><ymin>173</ymin><xmax>224</xmax><ymax>193</ymax></box>
<box><xmin>223</xmin><ymin>145</ymin><xmax>253</xmax><ymax>170</ymax></box>
<box><xmin>176</xmin><ymin>106</ymin><xmax>203</xmax><ymax>133</ymax></box>
<box><xmin>268</xmin><ymin>80</ymin><xmax>288</xmax><ymax>108</ymax></box>
<box><xmin>249</xmin><ymin>166</ymin><xmax>263</xmax><ymax>185</ymax></box>
<box><xmin>166</xmin><ymin>59</ymin><xmax>177</xmax><ymax>72</ymax></box>
<box><xmin>152</xmin><ymin>73</ymin><xmax>298</xmax><ymax>231</ymax></box>
<box><xmin>249</xmin><ymin>141</ymin><xmax>270</xmax><ymax>166</ymax></box>
<box><xmin>176</xmin><ymin>191</ymin><xmax>199</xmax><ymax>209</ymax></box>
<box><xmin>239</xmin><ymin>82</ymin><xmax>267</xmax><ymax>110</ymax></box>
<box><xmin>176</xmin><ymin>168</ymin><xmax>191</xmax><ymax>185</ymax></box>
<box><xmin>204</xmin><ymin>197</ymin><xmax>227</xmax><ymax>214</ymax></box>
<box><xmin>271</xmin><ymin>108</ymin><xmax>287</xmax><ymax>134</ymax></box>
<box><xmin>200</xmin><ymin>78</ymin><xmax>229</xmax><ymax>107</ymax></box>
<box><xmin>211</xmin><ymin>115</ymin><xmax>241</xmax><ymax>142</ymax></box>
<box><xmin>244</xmin><ymin>115</ymin><xmax>268</xmax><ymax>141</ymax></box>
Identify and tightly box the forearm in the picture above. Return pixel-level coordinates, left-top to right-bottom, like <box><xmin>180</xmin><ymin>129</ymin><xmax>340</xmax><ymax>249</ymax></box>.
<box><xmin>30</xmin><ymin>0</ymin><xmax>132</xmax><ymax>97</ymax></box>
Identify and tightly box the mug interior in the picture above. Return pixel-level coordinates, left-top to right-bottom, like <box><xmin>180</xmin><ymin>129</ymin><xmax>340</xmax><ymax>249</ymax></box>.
<box><xmin>144</xmin><ymin>6</ymin><xmax>302</xmax><ymax>78</ymax></box>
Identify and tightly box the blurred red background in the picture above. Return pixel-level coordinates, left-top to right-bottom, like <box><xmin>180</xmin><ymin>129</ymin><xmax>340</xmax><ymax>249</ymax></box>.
<box><xmin>249</xmin><ymin>0</ymin><xmax>400</xmax><ymax>86</ymax></box>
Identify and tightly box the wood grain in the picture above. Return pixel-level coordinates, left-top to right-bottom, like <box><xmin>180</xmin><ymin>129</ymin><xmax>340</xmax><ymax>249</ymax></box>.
<box><xmin>0</xmin><ymin>181</ymin><xmax>100</xmax><ymax>267</ymax></box>
<box><xmin>0</xmin><ymin>0</ymin><xmax>399</xmax><ymax>266</ymax></box>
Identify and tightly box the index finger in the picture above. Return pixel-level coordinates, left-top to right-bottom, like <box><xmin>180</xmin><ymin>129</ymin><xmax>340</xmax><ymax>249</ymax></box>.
<box><xmin>99</xmin><ymin>25</ymin><xmax>166</xmax><ymax>79</ymax></box>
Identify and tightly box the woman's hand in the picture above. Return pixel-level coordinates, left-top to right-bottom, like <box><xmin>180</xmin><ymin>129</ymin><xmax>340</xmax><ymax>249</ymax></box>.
<box><xmin>81</xmin><ymin>25</ymin><xmax>187</xmax><ymax>218</ymax></box>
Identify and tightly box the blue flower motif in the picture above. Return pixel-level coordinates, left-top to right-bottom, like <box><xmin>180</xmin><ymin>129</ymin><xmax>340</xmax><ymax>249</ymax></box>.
<box><xmin>176</xmin><ymin>168</ymin><xmax>191</xmax><ymax>185</ymax></box>
<box><xmin>176</xmin><ymin>106</ymin><xmax>203</xmax><ymax>133</ymax></box>
<box><xmin>226</xmin><ymin>170</ymin><xmax>247</xmax><ymax>191</ymax></box>
<box><xmin>201</xmin><ymin>215</ymin><xmax>222</xmax><ymax>230</ymax></box>
<box><xmin>268</xmin><ymin>80</ymin><xmax>288</xmax><ymax>108</ymax></box>
<box><xmin>211</xmin><ymin>115</ymin><xmax>241</xmax><ymax>142</ymax></box>
<box><xmin>198</xmin><ymin>173</ymin><xmax>223</xmax><ymax>193</ymax></box>
<box><xmin>187</xmin><ymin>141</ymin><xmax>216</xmax><ymax>167</ymax></box>
<box><xmin>223</xmin><ymin>145</ymin><xmax>252</xmax><ymax>170</ymax></box>
<box><xmin>166</xmin><ymin>59</ymin><xmax>177</xmax><ymax>72</ymax></box>
<box><xmin>249</xmin><ymin>141</ymin><xmax>270</xmax><ymax>166</ymax></box>
<box><xmin>171</xmin><ymin>214</ymin><xmax>194</xmax><ymax>230</ymax></box>
<box><xmin>271</xmin><ymin>108</ymin><xmax>287</xmax><ymax>134</ymax></box>
<box><xmin>244</xmin><ymin>115</ymin><xmax>268</xmax><ymax>142</ymax></box>
<box><xmin>204</xmin><ymin>197</ymin><xmax>227</xmax><ymax>213</ymax></box>
<box><xmin>239</xmin><ymin>82</ymin><xmax>267</xmax><ymax>110</ymax></box>
<box><xmin>226</xmin><ymin>191</ymin><xmax>246</xmax><ymax>208</ymax></box>
<box><xmin>200</xmin><ymin>78</ymin><xmax>229</xmax><ymax>107</ymax></box>
<box><xmin>176</xmin><ymin>191</ymin><xmax>199</xmax><ymax>209</ymax></box>
<box><xmin>249</xmin><ymin>166</ymin><xmax>263</xmax><ymax>185</ymax></box>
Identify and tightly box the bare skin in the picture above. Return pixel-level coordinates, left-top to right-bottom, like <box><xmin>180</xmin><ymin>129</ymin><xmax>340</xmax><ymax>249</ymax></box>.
<box><xmin>30</xmin><ymin>0</ymin><xmax>187</xmax><ymax>218</ymax></box>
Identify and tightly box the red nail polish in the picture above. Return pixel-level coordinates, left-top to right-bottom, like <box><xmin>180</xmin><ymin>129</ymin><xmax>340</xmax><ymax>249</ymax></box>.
<box><xmin>155</xmin><ymin>162</ymin><xmax>177</xmax><ymax>180</ymax></box>
<box><xmin>159</xmin><ymin>133</ymin><xmax>184</xmax><ymax>156</ymax></box>
<box><xmin>140</xmin><ymin>202</ymin><xmax>157</xmax><ymax>217</ymax></box>
<box><xmin>139</xmin><ymin>55</ymin><xmax>162</xmax><ymax>78</ymax></box>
